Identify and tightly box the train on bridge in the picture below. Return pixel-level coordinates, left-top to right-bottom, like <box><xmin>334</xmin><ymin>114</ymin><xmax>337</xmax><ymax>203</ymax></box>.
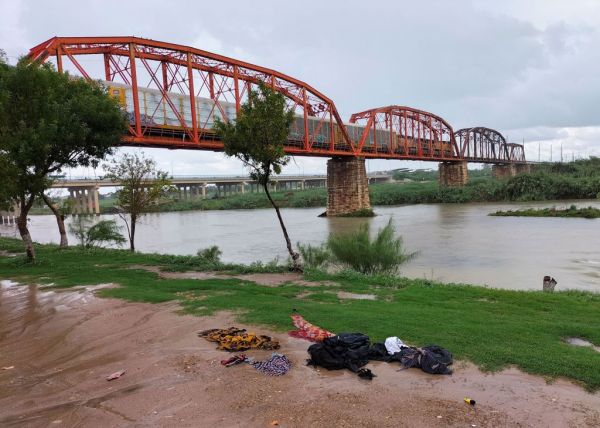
<box><xmin>107</xmin><ymin>81</ymin><xmax>454</xmax><ymax>158</ymax></box>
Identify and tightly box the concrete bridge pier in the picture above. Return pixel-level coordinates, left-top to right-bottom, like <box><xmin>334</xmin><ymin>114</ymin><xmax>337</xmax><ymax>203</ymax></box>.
<box><xmin>326</xmin><ymin>157</ymin><xmax>371</xmax><ymax>216</ymax></box>
<box><xmin>0</xmin><ymin>202</ymin><xmax>20</xmax><ymax>225</ymax></box>
<box><xmin>68</xmin><ymin>186</ymin><xmax>100</xmax><ymax>215</ymax></box>
<box><xmin>439</xmin><ymin>161</ymin><xmax>469</xmax><ymax>186</ymax></box>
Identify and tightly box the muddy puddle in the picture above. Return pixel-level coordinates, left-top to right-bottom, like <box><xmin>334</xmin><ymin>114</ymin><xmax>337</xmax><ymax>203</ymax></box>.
<box><xmin>0</xmin><ymin>281</ymin><xmax>599</xmax><ymax>427</ymax></box>
<box><xmin>566</xmin><ymin>337</ymin><xmax>600</xmax><ymax>353</ymax></box>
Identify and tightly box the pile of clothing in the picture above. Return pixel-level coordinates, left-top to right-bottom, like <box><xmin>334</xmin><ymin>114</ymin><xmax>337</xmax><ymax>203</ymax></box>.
<box><xmin>293</xmin><ymin>313</ymin><xmax>453</xmax><ymax>380</ymax></box>
<box><xmin>369</xmin><ymin>337</ymin><xmax>454</xmax><ymax>375</ymax></box>
<box><xmin>198</xmin><ymin>327</ymin><xmax>280</xmax><ymax>352</ymax></box>
<box><xmin>307</xmin><ymin>333</ymin><xmax>453</xmax><ymax>379</ymax></box>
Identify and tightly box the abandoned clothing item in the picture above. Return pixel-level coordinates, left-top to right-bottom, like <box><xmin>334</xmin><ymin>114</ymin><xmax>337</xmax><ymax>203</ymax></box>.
<box><xmin>289</xmin><ymin>314</ymin><xmax>335</xmax><ymax>342</ymax></box>
<box><xmin>399</xmin><ymin>345</ymin><xmax>453</xmax><ymax>375</ymax></box>
<box><xmin>367</xmin><ymin>342</ymin><xmax>394</xmax><ymax>362</ymax></box>
<box><xmin>198</xmin><ymin>327</ymin><xmax>280</xmax><ymax>352</ymax></box>
<box><xmin>250</xmin><ymin>353</ymin><xmax>292</xmax><ymax>376</ymax></box>
<box><xmin>307</xmin><ymin>333</ymin><xmax>371</xmax><ymax>374</ymax></box>
<box><xmin>221</xmin><ymin>354</ymin><xmax>248</xmax><ymax>367</ymax></box>
<box><xmin>384</xmin><ymin>336</ymin><xmax>407</xmax><ymax>355</ymax></box>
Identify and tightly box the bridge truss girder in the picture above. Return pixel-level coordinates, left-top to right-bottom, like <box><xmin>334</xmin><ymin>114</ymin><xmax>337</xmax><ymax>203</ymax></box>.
<box><xmin>349</xmin><ymin>106</ymin><xmax>460</xmax><ymax>161</ymax></box>
<box><xmin>454</xmin><ymin>127</ymin><xmax>525</xmax><ymax>163</ymax></box>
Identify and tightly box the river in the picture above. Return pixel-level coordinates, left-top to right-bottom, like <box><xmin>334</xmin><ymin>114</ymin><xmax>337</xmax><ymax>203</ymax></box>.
<box><xmin>2</xmin><ymin>200</ymin><xmax>599</xmax><ymax>292</ymax></box>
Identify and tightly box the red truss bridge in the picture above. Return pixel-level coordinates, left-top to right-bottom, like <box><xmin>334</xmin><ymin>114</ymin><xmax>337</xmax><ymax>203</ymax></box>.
<box><xmin>28</xmin><ymin>37</ymin><xmax>526</xmax><ymax>165</ymax></box>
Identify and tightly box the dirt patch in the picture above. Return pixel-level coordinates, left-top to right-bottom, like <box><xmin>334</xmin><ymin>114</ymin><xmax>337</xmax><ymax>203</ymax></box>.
<box><xmin>129</xmin><ymin>264</ymin><xmax>338</xmax><ymax>288</ymax></box>
<box><xmin>295</xmin><ymin>291</ymin><xmax>313</xmax><ymax>299</ymax></box>
<box><xmin>0</xmin><ymin>283</ymin><xmax>599</xmax><ymax>427</ymax></box>
<box><xmin>337</xmin><ymin>291</ymin><xmax>377</xmax><ymax>300</ymax></box>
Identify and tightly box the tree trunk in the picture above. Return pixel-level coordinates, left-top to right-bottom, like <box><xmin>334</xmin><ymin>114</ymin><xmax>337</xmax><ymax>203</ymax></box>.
<box><xmin>263</xmin><ymin>183</ymin><xmax>301</xmax><ymax>271</ymax></box>
<box><xmin>41</xmin><ymin>193</ymin><xmax>68</xmax><ymax>247</ymax></box>
<box><xmin>129</xmin><ymin>214</ymin><xmax>136</xmax><ymax>252</ymax></box>
<box><xmin>17</xmin><ymin>196</ymin><xmax>35</xmax><ymax>261</ymax></box>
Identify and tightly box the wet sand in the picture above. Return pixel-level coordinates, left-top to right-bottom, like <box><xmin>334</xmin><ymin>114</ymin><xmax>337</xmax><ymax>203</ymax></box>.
<box><xmin>1</xmin><ymin>282</ymin><xmax>599</xmax><ymax>427</ymax></box>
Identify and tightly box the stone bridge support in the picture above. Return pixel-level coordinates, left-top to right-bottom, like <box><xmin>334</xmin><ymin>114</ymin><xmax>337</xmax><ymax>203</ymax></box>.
<box><xmin>492</xmin><ymin>164</ymin><xmax>517</xmax><ymax>179</ymax></box>
<box><xmin>326</xmin><ymin>157</ymin><xmax>371</xmax><ymax>216</ymax></box>
<box><xmin>68</xmin><ymin>186</ymin><xmax>100</xmax><ymax>215</ymax></box>
<box><xmin>439</xmin><ymin>161</ymin><xmax>469</xmax><ymax>186</ymax></box>
<box><xmin>515</xmin><ymin>164</ymin><xmax>531</xmax><ymax>174</ymax></box>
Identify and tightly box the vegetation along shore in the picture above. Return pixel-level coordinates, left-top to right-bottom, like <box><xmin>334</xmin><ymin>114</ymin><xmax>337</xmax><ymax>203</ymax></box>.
<box><xmin>491</xmin><ymin>205</ymin><xmax>600</xmax><ymax>219</ymax></box>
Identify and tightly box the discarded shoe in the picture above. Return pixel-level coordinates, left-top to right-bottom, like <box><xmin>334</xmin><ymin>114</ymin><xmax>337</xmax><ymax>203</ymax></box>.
<box><xmin>357</xmin><ymin>368</ymin><xmax>375</xmax><ymax>380</ymax></box>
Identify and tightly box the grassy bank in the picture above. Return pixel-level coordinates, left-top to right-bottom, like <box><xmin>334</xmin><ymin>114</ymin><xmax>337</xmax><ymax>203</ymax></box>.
<box><xmin>491</xmin><ymin>205</ymin><xmax>600</xmax><ymax>219</ymax></box>
<box><xmin>1</xmin><ymin>237</ymin><xmax>599</xmax><ymax>391</ymax></box>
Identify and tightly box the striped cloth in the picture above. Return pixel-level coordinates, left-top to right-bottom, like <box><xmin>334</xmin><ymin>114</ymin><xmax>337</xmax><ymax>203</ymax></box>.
<box><xmin>250</xmin><ymin>353</ymin><xmax>292</xmax><ymax>376</ymax></box>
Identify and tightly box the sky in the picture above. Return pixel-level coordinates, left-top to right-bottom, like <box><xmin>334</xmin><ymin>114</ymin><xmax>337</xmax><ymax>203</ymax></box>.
<box><xmin>1</xmin><ymin>0</ymin><xmax>599</xmax><ymax>177</ymax></box>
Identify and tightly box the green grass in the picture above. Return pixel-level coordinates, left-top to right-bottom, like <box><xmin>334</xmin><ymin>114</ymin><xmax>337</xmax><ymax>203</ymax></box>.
<box><xmin>491</xmin><ymin>205</ymin><xmax>600</xmax><ymax>219</ymax></box>
<box><xmin>1</xmin><ymin>237</ymin><xmax>599</xmax><ymax>391</ymax></box>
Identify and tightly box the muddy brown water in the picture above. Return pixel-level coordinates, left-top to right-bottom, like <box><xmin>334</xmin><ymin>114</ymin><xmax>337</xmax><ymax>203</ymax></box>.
<box><xmin>1</xmin><ymin>281</ymin><xmax>599</xmax><ymax>427</ymax></box>
<box><xmin>3</xmin><ymin>200</ymin><xmax>600</xmax><ymax>292</ymax></box>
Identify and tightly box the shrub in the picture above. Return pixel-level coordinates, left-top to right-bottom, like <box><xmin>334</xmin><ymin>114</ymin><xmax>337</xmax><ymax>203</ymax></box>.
<box><xmin>297</xmin><ymin>242</ymin><xmax>330</xmax><ymax>269</ymax></box>
<box><xmin>327</xmin><ymin>219</ymin><xmax>417</xmax><ymax>275</ymax></box>
<box><xmin>69</xmin><ymin>218</ymin><xmax>126</xmax><ymax>248</ymax></box>
<box><xmin>196</xmin><ymin>245</ymin><xmax>222</xmax><ymax>263</ymax></box>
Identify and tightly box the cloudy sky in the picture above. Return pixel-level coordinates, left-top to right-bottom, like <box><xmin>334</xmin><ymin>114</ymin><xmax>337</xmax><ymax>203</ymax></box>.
<box><xmin>1</xmin><ymin>0</ymin><xmax>599</xmax><ymax>177</ymax></box>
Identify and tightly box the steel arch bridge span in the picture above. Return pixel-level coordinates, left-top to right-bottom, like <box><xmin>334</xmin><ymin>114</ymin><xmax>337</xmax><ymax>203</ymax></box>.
<box><xmin>349</xmin><ymin>106</ymin><xmax>460</xmax><ymax>161</ymax></box>
<box><xmin>454</xmin><ymin>127</ymin><xmax>525</xmax><ymax>163</ymax></box>
<box><xmin>28</xmin><ymin>36</ymin><xmax>359</xmax><ymax>157</ymax></box>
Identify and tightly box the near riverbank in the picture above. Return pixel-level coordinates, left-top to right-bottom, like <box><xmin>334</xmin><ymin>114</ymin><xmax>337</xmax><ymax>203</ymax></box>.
<box><xmin>2</xmin><ymin>282</ymin><xmax>598</xmax><ymax>427</ymax></box>
<box><xmin>1</xmin><ymin>237</ymin><xmax>599</xmax><ymax>393</ymax></box>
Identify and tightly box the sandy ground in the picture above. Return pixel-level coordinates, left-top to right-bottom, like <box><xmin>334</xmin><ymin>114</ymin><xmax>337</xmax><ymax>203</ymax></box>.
<box><xmin>1</xmin><ymin>281</ymin><xmax>599</xmax><ymax>428</ymax></box>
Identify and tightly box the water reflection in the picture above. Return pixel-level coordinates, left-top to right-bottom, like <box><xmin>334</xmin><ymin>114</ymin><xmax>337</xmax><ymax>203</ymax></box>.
<box><xmin>2</xmin><ymin>200</ymin><xmax>599</xmax><ymax>292</ymax></box>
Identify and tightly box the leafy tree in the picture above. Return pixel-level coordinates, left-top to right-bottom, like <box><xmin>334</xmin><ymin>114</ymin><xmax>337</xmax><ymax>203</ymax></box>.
<box><xmin>104</xmin><ymin>153</ymin><xmax>173</xmax><ymax>251</ymax></box>
<box><xmin>69</xmin><ymin>217</ymin><xmax>126</xmax><ymax>248</ymax></box>
<box><xmin>214</xmin><ymin>82</ymin><xmax>301</xmax><ymax>271</ymax></box>
<box><xmin>0</xmin><ymin>59</ymin><xmax>127</xmax><ymax>261</ymax></box>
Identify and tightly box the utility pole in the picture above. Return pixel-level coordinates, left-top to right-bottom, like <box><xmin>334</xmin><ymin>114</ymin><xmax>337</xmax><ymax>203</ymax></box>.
<box><xmin>550</xmin><ymin>144</ymin><xmax>553</xmax><ymax>162</ymax></box>
<box><xmin>538</xmin><ymin>142</ymin><xmax>541</xmax><ymax>162</ymax></box>
<box><xmin>560</xmin><ymin>142</ymin><xmax>563</xmax><ymax>163</ymax></box>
